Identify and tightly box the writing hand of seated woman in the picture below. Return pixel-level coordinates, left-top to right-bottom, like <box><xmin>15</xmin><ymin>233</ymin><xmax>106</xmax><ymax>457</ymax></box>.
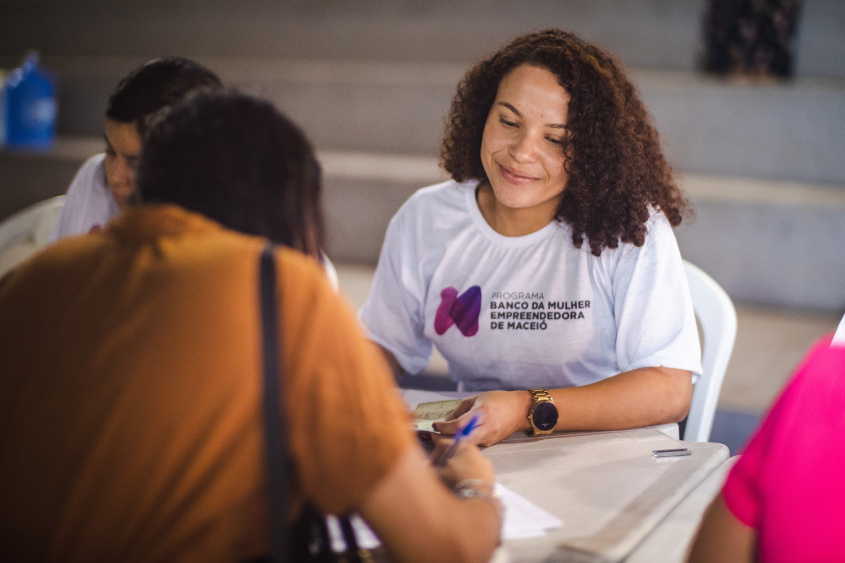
<box><xmin>434</xmin><ymin>390</ymin><xmax>531</xmax><ymax>446</ymax></box>
<box><xmin>431</xmin><ymin>439</ymin><xmax>496</xmax><ymax>488</ymax></box>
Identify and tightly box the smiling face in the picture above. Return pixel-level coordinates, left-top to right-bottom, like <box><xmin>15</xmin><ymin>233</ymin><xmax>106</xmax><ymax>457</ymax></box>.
<box><xmin>478</xmin><ymin>64</ymin><xmax>570</xmax><ymax>235</ymax></box>
<box><xmin>103</xmin><ymin>119</ymin><xmax>142</xmax><ymax>210</ymax></box>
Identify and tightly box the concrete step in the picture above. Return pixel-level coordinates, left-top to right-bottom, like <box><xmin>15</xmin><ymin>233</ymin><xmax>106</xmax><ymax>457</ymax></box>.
<box><xmin>2</xmin><ymin>139</ymin><xmax>843</xmax><ymax>311</ymax></box>
<box><xmin>1</xmin><ymin>0</ymin><xmax>842</xmax><ymax>77</ymax></box>
<box><xmin>0</xmin><ymin>137</ymin><xmax>446</xmax><ymax>264</ymax></box>
<box><xmin>675</xmin><ymin>174</ymin><xmax>845</xmax><ymax>312</ymax></box>
<box><xmin>0</xmin><ymin>0</ymin><xmax>713</xmax><ymax>71</ymax></box>
<box><xmin>3</xmin><ymin>55</ymin><xmax>845</xmax><ymax>186</ymax></box>
<box><xmin>322</xmin><ymin>153</ymin><xmax>845</xmax><ymax>314</ymax></box>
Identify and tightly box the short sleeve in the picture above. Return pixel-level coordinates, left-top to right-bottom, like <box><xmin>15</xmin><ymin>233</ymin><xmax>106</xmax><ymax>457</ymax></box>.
<box><xmin>610</xmin><ymin>215</ymin><xmax>702</xmax><ymax>380</ymax></box>
<box><xmin>281</xmin><ymin>251</ymin><xmax>414</xmax><ymax>515</ymax></box>
<box><xmin>358</xmin><ymin>201</ymin><xmax>433</xmax><ymax>375</ymax></box>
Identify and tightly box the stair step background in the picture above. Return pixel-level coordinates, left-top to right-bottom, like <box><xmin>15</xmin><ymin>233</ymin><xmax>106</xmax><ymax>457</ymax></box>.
<box><xmin>2</xmin><ymin>0</ymin><xmax>844</xmax><ymax>446</ymax></box>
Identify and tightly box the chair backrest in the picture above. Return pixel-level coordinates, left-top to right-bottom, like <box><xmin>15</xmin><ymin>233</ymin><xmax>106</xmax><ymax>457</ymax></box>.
<box><xmin>682</xmin><ymin>259</ymin><xmax>738</xmax><ymax>442</ymax></box>
<box><xmin>0</xmin><ymin>195</ymin><xmax>66</xmax><ymax>277</ymax></box>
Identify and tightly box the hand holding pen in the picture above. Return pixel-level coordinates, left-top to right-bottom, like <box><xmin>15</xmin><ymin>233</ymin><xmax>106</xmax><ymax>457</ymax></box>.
<box><xmin>433</xmin><ymin>413</ymin><xmax>481</xmax><ymax>467</ymax></box>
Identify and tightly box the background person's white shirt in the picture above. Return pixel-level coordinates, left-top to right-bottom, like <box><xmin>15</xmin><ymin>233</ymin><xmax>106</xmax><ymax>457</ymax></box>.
<box><xmin>49</xmin><ymin>153</ymin><xmax>120</xmax><ymax>242</ymax></box>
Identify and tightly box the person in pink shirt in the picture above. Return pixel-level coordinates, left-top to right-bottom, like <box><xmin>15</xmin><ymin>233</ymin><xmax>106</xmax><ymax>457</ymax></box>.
<box><xmin>689</xmin><ymin>327</ymin><xmax>845</xmax><ymax>562</ymax></box>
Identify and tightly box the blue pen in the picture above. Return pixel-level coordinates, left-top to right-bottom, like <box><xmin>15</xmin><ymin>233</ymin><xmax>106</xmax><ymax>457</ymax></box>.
<box><xmin>434</xmin><ymin>413</ymin><xmax>481</xmax><ymax>467</ymax></box>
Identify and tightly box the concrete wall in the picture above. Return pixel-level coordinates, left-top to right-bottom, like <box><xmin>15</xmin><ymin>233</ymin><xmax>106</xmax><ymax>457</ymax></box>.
<box><xmin>0</xmin><ymin>0</ymin><xmax>707</xmax><ymax>67</ymax></box>
<box><xmin>1</xmin><ymin>0</ymin><xmax>843</xmax><ymax>311</ymax></box>
<box><xmin>2</xmin><ymin>0</ymin><xmax>842</xmax><ymax>77</ymax></box>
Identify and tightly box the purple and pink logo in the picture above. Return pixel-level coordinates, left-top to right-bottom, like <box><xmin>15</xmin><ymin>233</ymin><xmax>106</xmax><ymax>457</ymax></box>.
<box><xmin>434</xmin><ymin>285</ymin><xmax>482</xmax><ymax>336</ymax></box>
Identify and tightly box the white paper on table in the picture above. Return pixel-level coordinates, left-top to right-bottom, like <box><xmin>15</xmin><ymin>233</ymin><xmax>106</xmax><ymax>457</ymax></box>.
<box><xmin>327</xmin><ymin>482</ymin><xmax>563</xmax><ymax>551</ymax></box>
<box><xmin>327</xmin><ymin>514</ymin><xmax>382</xmax><ymax>551</ymax></box>
<box><xmin>496</xmin><ymin>482</ymin><xmax>563</xmax><ymax>539</ymax></box>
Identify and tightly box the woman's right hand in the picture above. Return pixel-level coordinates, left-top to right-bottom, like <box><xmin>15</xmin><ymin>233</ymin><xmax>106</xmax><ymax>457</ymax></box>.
<box><xmin>432</xmin><ymin>440</ymin><xmax>495</xmax><ymax>489</ymax></box>
<box><xmin>435</xmin><ymin>390</ymin><xmax>532</xmax><ymax>446</ymax></box>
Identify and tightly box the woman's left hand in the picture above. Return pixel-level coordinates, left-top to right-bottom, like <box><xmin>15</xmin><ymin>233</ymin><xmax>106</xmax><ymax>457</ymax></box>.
<box><xmin>434</xmin><ymin>390</ymin><xmax>531</xmax><ymax>446</ymax></box>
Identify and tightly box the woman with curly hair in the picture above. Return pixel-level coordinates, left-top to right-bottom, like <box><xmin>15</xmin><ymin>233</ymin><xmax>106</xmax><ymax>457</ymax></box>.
<box><xmin>359</xmin><ymin>29</ymin><xmax>702</xmax><ymax>446</ymax></box>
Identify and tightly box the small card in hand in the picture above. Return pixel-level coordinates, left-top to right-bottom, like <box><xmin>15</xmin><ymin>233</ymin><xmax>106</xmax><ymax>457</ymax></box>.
<box><xmin>412</xmin><ymin>399</ymin><xmax>462</xmax><ymax>433</ymax></box>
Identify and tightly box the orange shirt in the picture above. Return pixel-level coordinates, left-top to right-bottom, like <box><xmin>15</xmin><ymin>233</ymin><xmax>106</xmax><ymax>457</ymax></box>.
<box><xmin>0</xmin><ymin>205</ymin><xmax>413</xmax><ymax>562</ymax></box>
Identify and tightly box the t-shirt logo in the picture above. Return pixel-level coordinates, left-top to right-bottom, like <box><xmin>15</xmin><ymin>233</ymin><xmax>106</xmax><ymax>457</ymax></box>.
<box><xmin>434</xmin><ymin>286</ymin><xmax>481</xmax><ymax>336</ymax></box>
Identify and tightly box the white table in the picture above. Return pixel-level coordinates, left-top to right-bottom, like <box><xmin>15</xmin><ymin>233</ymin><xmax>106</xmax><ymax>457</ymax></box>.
<box><xmin>402</xmin><ymin>389</ymin><xmax>730</xmax><ymax>563</ymax></box>
<box><xmin>624</xmin><ymin>456</ymin><xmax>738</xmax><ymax>562</ymax></box>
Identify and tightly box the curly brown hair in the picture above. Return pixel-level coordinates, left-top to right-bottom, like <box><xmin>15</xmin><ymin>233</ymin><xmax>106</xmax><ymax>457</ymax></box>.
<box><xmin>440</xmin><ymin>29</ymin><xmax>690</xmax><ymax>256</ymax></box>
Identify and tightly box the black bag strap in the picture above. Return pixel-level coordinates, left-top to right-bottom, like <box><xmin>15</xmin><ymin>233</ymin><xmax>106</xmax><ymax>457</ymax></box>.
<box><xmin>339</xmin><ymin>516</ymin><xmax>361</xmax><ymax>558</ymax></box>
<box><xmin>259</xmin><ymin>244</ymin><xmax>288</xmax><ymax>563</ymax></box>
<box><xmin>259</xmin><ymin>243</ymin><xmax>364</xmax><ymax>563</ymax></box>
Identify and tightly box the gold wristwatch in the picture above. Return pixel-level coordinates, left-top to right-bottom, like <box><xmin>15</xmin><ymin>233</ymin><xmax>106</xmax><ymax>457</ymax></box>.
<box><xmin>527</xmin><ymin>389</ymin><xmax>558</xmax><ymax>436</ymax></box>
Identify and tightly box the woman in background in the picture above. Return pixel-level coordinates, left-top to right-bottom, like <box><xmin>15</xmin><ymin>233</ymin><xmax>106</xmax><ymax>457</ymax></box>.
<box><xmin>49</xmin><ymin>56</ymin><xmax>221</xmax><ymax>240</ymax></box>
<box><xmin>0</xmin><ymin>89</ymin><xmax>500</xmax><ymax>563</ymax></box>
<box><xmin>360</xmin><ymin>29</ymin><xmax>702</xmax><ymax>446</ymax></box>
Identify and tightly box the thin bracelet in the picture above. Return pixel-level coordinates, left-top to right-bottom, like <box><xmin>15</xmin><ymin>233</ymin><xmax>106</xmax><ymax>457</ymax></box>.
<box><xmin>452</xmin><ymin>479</ymin><xmax>505</xmax><ymax>519</ymax></box>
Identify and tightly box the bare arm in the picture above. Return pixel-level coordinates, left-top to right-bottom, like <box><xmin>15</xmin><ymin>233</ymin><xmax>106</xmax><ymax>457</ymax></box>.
<box><xmin>688</xmin><ymin>493</ymin><xmax>755</xmax><ymax>562</ymax></box>
<box><xmin>436</xmin><ymin>366</ymin><xmax>692</xmax><ymax>446</ymax></box>
<box><xmin>358</xmin><ymin>444</ymin><xmax>501</xmax><ymax>563</ymax></box>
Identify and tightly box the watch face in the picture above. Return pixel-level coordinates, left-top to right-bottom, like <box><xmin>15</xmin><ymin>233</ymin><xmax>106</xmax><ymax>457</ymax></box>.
<box><xmin>533</xmin><ymin>401</ymin><xmax>558</xmax><ymax>431</ymax></box>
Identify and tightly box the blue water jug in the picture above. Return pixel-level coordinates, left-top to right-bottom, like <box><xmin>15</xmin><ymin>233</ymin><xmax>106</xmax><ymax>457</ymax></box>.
<box><xmin>4</xmin><ymin>51</ymin><xmax>57</xmax><ymax>151</ymax></box>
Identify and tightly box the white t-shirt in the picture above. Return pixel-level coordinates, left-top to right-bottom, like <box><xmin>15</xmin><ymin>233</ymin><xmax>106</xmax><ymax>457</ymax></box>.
<box><xmin>359</xmin><ymin>179</ymin><xmax>702</xmax><ymax>392</ymax></box>
<box><xmin>49</xmin><ymin>153</ymin><xmax>120</xmax><ymax>242</ymax></box>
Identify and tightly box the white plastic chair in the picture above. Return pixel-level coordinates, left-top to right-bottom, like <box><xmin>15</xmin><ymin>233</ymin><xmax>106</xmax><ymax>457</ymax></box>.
<box><xmin>321</xmin><ymin>251</ymin><xmax>340</xmax><ymax>293</ymax></box>
<box><xmin>682</xmin><ymin>259</ymin><xmax>738</xmax><ymax>442</ymax></box>
<box><xmin>0</xmin><ymin>195</ymin><xmax>65</xmax><ymax>278</ymax></box>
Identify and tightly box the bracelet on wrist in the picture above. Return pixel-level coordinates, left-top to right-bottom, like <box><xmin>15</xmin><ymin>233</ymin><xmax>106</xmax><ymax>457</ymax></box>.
<box><xmin>452</xmin><ymin>479</ymin><xmax>504</xmax><ymax>520</ymax></box>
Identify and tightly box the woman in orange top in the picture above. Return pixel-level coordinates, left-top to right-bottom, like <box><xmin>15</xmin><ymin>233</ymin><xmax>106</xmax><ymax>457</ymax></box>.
<box><xmin>0</xmin><ymin>89</ymin><xmax>501</xmax><ymax>563</ymax></box>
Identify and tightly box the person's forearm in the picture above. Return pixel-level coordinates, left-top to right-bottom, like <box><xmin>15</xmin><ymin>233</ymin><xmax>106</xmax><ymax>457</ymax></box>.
<box><xmin>414</xmin><ymin>490</ymin><xmax>501</xmax><ymax>563</ymax></box>
<box><xmin>688</xmin><ymin>493</ymin><xmax>755</xmax><ymax>562</ymax></box>
<box><xmin>361</xmin><ymin>447</ymin><xmax>500</xmax><ymax>563</ymax></box>
<box><xmin>546</xmin><ymin>366</ymin><xmax>692</xmax><ymax>432</ymax></box>
<box><xmin>437</xmin><ymin>367</ymin><xmax>692</xmax><ymax>446</ymax></box>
